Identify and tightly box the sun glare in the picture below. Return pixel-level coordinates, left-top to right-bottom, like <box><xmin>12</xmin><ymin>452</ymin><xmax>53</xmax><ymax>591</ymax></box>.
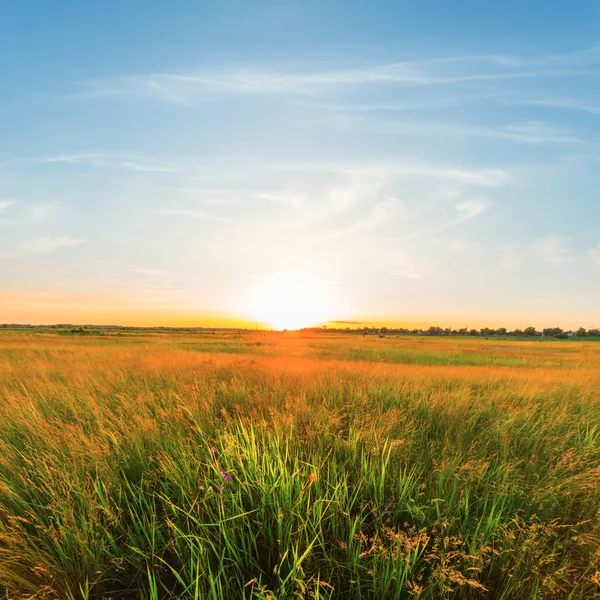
<box><xmin>247</xmin><ymin>278</ymin><xmax>335</xmax><ymax>331</ymax></box>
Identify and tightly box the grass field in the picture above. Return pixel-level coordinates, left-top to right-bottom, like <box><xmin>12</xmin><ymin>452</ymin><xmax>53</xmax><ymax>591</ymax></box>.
<box><xmin>1</xmin><ymin>331</ymin><xmax>600</xmax><ymax>599</ymax></box>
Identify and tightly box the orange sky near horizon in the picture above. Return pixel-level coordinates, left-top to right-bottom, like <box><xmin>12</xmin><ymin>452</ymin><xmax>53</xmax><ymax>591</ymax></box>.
<box><xmin>2</xmin><ymin>290</ymin><xmax>597</xmax><ymax>331</ymax></box>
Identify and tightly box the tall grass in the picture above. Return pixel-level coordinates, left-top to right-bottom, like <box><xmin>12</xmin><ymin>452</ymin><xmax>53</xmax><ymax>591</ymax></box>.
<box><xmin>1</xmin><ymin>332</ymin><xmax>599</xmax><ymax>598</ymax></box>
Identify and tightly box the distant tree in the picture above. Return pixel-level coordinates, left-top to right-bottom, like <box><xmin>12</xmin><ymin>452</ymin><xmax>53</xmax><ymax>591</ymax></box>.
<box><xmin>427</xmin><ymin>326</ymin><xmax>443</xmax><ymax>336</ymax></box>
<box><xmin>512</xmin><ymin>329</ymin><xmax>524</xmax><ymax>337</ymax></box>
<box><xmin>524</xmin><ymin>327</ymin><xmax>537</xmax><ymax>336</ymax></box>
<box><xmin>469</xmin><ymin>329</ymin><xmax>479</xmax><ymax>336</ymax></box>
<box><xmin>497</xmin><ymin>327</ymin><xmax>507</xmax><ymax>336</ymax></box>
<box><xmin>576</xmin><ymin>327</ymin><xmax>588</xmax><ymax>337</ymax></box>
<box><xmin>588</xmin><ymin>328</ymin><xmax>600</xmax><ymax>337</ymax></box>
<box><xmin>543</xmin><ymin>327</ymin><xmax>562</xmax><ymax>337</ymax></box>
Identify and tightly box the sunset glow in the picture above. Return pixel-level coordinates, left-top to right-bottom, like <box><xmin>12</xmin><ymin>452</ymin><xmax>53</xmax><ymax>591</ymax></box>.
<box><xmin>246</xmin><ymin>278</ymin><xmax>336</xmax><ymax>331</ymax></box>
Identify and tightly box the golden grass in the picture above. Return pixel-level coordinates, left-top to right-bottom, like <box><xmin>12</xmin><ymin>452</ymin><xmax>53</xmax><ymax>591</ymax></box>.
<box><xmin>1</xmin><ymin>331</ymin><xmax>600</xmax><ymax>599</ymax></box>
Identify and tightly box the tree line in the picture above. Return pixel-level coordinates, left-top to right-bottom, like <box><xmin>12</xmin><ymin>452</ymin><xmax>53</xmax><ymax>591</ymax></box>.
<box><xmin>310</xmin><ymin>325</ymin><xmax>600</xmax><ymax>338</ymax></box>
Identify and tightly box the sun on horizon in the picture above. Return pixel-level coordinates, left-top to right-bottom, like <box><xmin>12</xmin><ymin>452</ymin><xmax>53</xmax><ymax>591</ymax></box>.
<box><xmin>245</xmin><ymin>277</ymin><xmax>337</xmax><ymax>331</ymax></box>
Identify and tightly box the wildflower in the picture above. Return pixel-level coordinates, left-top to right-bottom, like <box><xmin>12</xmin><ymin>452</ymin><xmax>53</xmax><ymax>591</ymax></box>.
<box><xmin>211</xmin><ymin>447</ymin><xmax>232</xmax><ymax>493</ymax></box>
<box><xmin>298</xmin><ymin>472</ymin><xmax>318</xmax><ymax>498</ymax></box>
<box><xmin>219</xmin><ymin>469</ymin><xmax>232</xmax><ymax>493</ymax></box>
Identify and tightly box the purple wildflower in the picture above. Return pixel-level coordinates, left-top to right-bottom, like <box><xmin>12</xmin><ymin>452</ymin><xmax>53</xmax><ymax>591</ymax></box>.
<box><xmin>211</xmin><ymin>448</ymin><xmax>231</xmax><ymax>494</ymax></box>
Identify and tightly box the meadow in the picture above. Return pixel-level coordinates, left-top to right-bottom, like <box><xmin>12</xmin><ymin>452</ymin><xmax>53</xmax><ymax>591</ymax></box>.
<box><xmin>1</xmin><ymin>330</ymin><xmax>600</xmax><ymax>599</ymax></box>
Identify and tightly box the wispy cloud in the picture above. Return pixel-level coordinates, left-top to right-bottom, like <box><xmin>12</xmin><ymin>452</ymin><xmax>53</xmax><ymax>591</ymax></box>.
<box><xmin>206</xmin><ymin>161</ymin><xmax>506</xmax><ymax>239</ymax></box>
<box><xmin>499</xmin><ymin>236</ymin><xmax>576</xmax><ymax>267</ymax></box>
<box><xmin>456</xmin><ymin>198</ymin><xmax>491</xmax><ymax>221</ymax></box>
<box><xmin>322</xmin><ymin>197</ymin><xmax>399</xmax><ymax>240</ymax></box>
<box><xmin>166</xmin><ymin>187</ymin><xmax>307</xmax><ymax>208</ymax></box>
<box><xmin>498</xmin><ymin>121</ymin><xmax>587</xmax><ymax>145</ymax></box>
<box><xmin>150</xmin><ymin>207</ymin><xmax>236</xmax><ymax>223</ymax></box>
<box><xmin>322</xmin><ymin>162</ymin><xmax>510</xmax><ymax>187</ymax></box>
<box><xmin>347</xmin><ymin>117</ymin><xmax>587</xmax><ymax>146</ymax></box>
<box><xmin>383</xmin><ymin>196</ymin><xmax>492</xmax><ymax>243</ymax></box>
<box><xmin>530</xmin><ymin>236</ymin><xmax>574</xmax><ymax>265</ymax></box>
<box><xmin>328</xmin><ymin>320</ymin><xmax>364</xmax><ymax>325</ymax></box>
<box><xmin>68</xmin><ymin>46</ymin><xmax>600</xmax><ymax>103</ymax></box>
<box><xmin>509</xmin><ymin>98</ymin><xmax>600</xmax><ymax>116</ymax></box>
<box><xmin>392</xmin><ymin>269</ymin><xmax>424</xmax><ymax>280</ymax></box>
<box><xmin>590</xmin><ymin>242</ymin><xmax>600</xmax><ymax>269</ymax></box>
<box><xmin>14</xmin><ymin>236</ymin><xmax>86</xmax><ymax>256</ymax></box>
<box><xmin>15</xmin><ymin>152</ymin><xmax>513</xmax><ymax>192</ymax></box>
<box><xmin>277</xmin><ymin>162</ymin><xmax>503</xmax><ymax>237</ymax></box>
<box><xmin>32</xmin><ymin>154</ymin><xmax>178</xmax><ymax>173</ymax></box>
<box><xmin>0</xmin><ymin>199</ymin><xmax>16</xmax><ymax>213</ymax></box>
<box><xmin>0</xmin><ymin>199</ymin><xmax>83</xmax><ymax>260</ymax></box>
<box><xmin>88</xmin><ymin>260</ymin><xmax>203</xmax><ymax>301</ymax></box>
<box><xmin>93</xmin><ymin>260</ymin><xmax>188</xmax><ymax>280</ymax></box>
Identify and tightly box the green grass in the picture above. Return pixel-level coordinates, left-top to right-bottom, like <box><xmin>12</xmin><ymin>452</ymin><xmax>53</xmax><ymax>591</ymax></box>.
<box><xmin>310</xmin><ymin>342</ymin><xmax>547</xmax><ymax>367</ymax></box>
<box><xmin>1</xmin><ymin>332</ymin><xmax>599</xmax><ymax>599</ymax></box>
<box><xmin>173</xmin><ymin>341</ymin><xmax>274</xmax><ymax>355</ymax></box>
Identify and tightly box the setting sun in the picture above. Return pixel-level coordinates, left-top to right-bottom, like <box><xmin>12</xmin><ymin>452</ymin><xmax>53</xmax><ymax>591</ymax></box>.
<box><xmin>246</xmin><ymin>278</ymin><xmax>336</xmax><ymax>330</ymax></box>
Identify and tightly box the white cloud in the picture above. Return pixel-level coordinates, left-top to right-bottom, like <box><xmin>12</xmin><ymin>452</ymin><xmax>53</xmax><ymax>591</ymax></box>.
<box><xmin>327</xmin><ymin>162</ymin><xmax>510</xmax><ymax>187</ymax></box>
<box><xmin>393</xmin><ymin>270</ymin><xmax>423</xmax><ymax>280</ymax></box>
<box><xmin>25</xmin><ymin>153</ymin><xmax>511</xmax><ymax>192</ymax></box>
<box><xmin>346</xmin><ymin>116</ymin><xmax>586</xmax><ymax>146</ymax></box>
<box><xmin>500</xmin><ymin>236</ymin><xmax>575</xmax><ymax>267</ymax></box>
<box><xmin>531</xmin><ymin>236</ymin><xmax>573</xmax><ymax>265</ymax></box>
<box><xmin>0</xmin><ymin>199</ymin><xmax>17</xmax><ymax>214</ymax></box>
<box><xmin>151</xmin><ymin>207</ymin><xmax>235</xmax><ymax>223</ymax></box>
<box><xmin>456</xmin><ymin>198</ymin><xmax>491</xmax><ymax>221</ymax></box>
<box><xmin>498</xmin><ymin>121</ymin><xmax>585</xmax><ymax>145</ymax></box>
<box><xmin>511</xmin><ymin>98</ymin><xmax>600</xmax><ymax>116</ymax></box>
<box><xmin>94</xmin><ymin>260</ymin><xmax>188</xmax><ymax>280</ymax></box>
<box><xmin>68</xmin><ymin>46</ymin><xmax>600</xmax><ymax>103</ymax></box>
<box><xmin>0</xmin><ymin>201</ymin><xmax>63</xmax><ymax>235</ymax></box>
<box><xmin>15</xmin><ymin>236</ymin><xmax>86</xmax><ymax>256</ymax></box>
<box><xmin>35</xmin><ymin>154</ymin><xmax>178</xmax><ymax>173</ymax></box>
<box><xmin>323</xmin><ymin>197</ymin><xmax>398</xmax><ymax>240</ymax></box>
<box><xmin>590</xmin><ymin>242</ymin><xmax>600</xmax><ymax>268</ymax></box>
<box><xmin>174</xmin><ymin>161</ymin><xmax>507</xmax><ymax>239</ymax></box>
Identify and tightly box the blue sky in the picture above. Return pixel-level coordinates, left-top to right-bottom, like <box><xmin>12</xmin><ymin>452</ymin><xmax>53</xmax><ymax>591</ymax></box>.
<box><xmin>1</xmin><ymin>1</ymin><xmax>599</xmax><ymax>328</ymax></box>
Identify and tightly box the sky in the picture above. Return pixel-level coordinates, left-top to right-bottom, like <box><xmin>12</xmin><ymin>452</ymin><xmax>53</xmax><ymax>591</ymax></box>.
<box><xmin>1</xmin><ymin>0</ymin><xmax>599</xmax><ymax>330</ymax></box>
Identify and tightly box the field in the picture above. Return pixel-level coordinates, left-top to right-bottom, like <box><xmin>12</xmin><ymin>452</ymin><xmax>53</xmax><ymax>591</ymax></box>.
<box><xmin>1</xmin><ymin>331</ymin><xmax>600</xmax><ymax>599</ymax></box>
